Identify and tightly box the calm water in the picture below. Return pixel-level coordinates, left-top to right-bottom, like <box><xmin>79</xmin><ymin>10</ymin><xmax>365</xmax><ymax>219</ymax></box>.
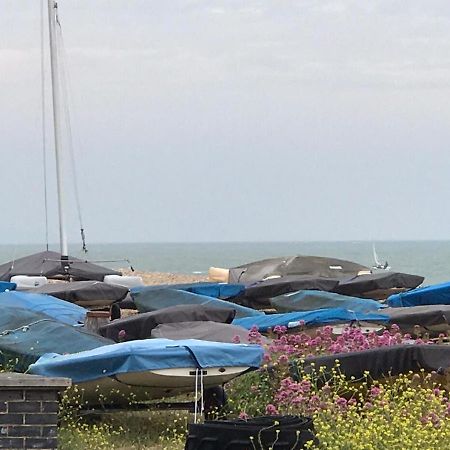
<box><xmin>1</xmin><ymin>241</ymin><xmax>450</xmax><ymax>285</ymax></box>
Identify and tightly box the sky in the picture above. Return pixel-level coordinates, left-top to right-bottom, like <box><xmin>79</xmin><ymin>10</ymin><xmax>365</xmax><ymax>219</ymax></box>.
<box><xmin>1</xmin><ymin>0</ymin><xmax>450</xmax><ymax>244</ymax></box>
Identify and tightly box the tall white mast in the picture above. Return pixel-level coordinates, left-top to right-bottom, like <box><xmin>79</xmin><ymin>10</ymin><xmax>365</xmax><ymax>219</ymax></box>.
<box><xmin>47</xmin><ymin>0</ymin><xmax>68</xmax><ymax>258</ymax></box>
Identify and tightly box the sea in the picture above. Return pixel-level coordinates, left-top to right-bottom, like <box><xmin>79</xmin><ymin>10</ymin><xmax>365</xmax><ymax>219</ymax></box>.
<box><xmin>1</xmin><ymin>241</ymin><xmax>450</xmax><ymax>286</ymax></box>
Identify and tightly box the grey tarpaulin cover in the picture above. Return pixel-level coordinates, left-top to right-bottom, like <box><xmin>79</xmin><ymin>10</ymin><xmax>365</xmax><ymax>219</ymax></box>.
<box><xmin>333</xmin><ymin>272</ymin><xmax>424</xmax><ymax>297</ymax></box>
<box><xmin>0</xmin><ymin>250</ymin><xmax>121</xmax><ymax>282</ymax></box>
<box><xmin>151</xmin><ymin>321</ymin><xmax>264</xmax><ymax>344</ymax></box>
<box><xmin>229</xmin><ymin>256</ymin><xmax>369</xmax><ymax>284</ymax></box>
<box><xmin>293</xmin><ymin>344</ymin><xmax>450</xmax><ymax>381</ymax></box>
<box><xmin>99</xmin><ymin>305</ymin><xmax>236</xmax><ymax>342</ymax></box>
<box><xmin>33</xmin><ymin>281</ymin><xmax>129</xmax><ymax>307</ymax></box>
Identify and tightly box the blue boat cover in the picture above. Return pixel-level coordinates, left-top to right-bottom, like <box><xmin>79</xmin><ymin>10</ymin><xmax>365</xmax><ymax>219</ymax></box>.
<box><xmin>29</xmin><ymin>338</ymin><xmax>264</xmax><ymax>383</ymax></box>
<box><xmin>131</xmin><ymin>283</ymin><xmax>245</xmax><ymax>299</ymax></box>
<box><xmin>132</xmin><ymin>288</ymin><xmax>262</xmax><ymax>318</ymax></box>
<box><xmin>0</xmin><ymin>281</ymin><xmax>16</xmax><ymax>293</ymax></box>
<box><xmin>233</xmin><ymin>308</ymin><xmax>390</xmax><ymax>332</ymax></box>
<box><xmin>388</xmin><ymin>281</ymin><xmax>450</xmax><ymax>307</ymax></box>
<box><xmin>0</xmin><ymin>291</ymin><xmax>87</xmax><ymax>325</ymax></box>
<box><xmin>270</xmin><ymin>290</ymin><xmax>383</xmax><ymax>313</ymax></box>
<box><xmin>0</xmin><ymin>306</ymin><xmax>112</xmax><ymax>371</ymax></box>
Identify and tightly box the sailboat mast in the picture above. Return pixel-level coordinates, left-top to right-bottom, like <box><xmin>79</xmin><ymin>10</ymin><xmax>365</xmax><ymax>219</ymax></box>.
<box><xmin>47</xmin><ymin>0</ymin><xmax>68</xmax><ymax>258</ymax></box>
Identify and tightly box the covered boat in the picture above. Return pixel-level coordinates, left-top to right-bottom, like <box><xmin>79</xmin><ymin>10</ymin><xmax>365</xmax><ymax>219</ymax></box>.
<box><xmin>383</xmin><ymin>305</ymin><xmax>450</xmax><ymax>336</ymax></box>
<box><xmin>151</xmin><ymin>321</ymin><xmax>261</xmax><ymax>344</ymax></box>
<box><xmin>294</xmin><ymin>344</ymin><xmax>450</xmax><ymax>381</ymax></box>
<box><xmin>0</xmin><ymin>250</ymin><xmax>120</xmax><ymax>282</ymax></box>
<box><xmin>32</xmin><ymin>280</ymin><xmax>129</xmax><ymax>308</ymax></box>
<box><xmin>270</xmin><ymin>290</ymin><xmax>384</xmax><ymax>313</ymax></box>
<box><xmin>0</xmin><ymin>291</ymin><xmax>87</xmax><ymax>326</ymax></box>
<box><xmin>131</xmin><ymin>287</ymin><xmax>263</xmax><ymax>318</ymax></box>
<box><xmin>29</xmin><ymin>338</ymin><xmax>264</xmax><ymax>405</ymax></box>
<box><xmin>0</xmin><ymin>281</ymin><xmax>16</xmax><ymax>292</ymax></box>
<box><xmin>0</xmin><ymin>306</ymin><xmax>111</xmax><ymax>371</ymax></box>
<box><xmin>233</xmin><ymin>308</ymin><xmax>389</xmax><ymax>333</ymax></box>
<box><xmin>228</xmin><ymin>256</ymin><xmax>370</xmax><ymax>284</ymax></box>
<box><xmin>334</xmin><ymin>272</ymin><xmax>424</xmax><ymax>299</ymax></box>
<box><xmin>387</xmin><ymin>281</ymin><xmax>450</xmax><ymax>307</ymax></box>
<box><xmin>99</xmin><ymin>305</ymin><xmax>236</xmax><ymax>342</ymax></box>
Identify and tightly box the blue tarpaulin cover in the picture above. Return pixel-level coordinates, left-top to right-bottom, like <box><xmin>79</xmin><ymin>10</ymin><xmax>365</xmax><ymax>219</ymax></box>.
<box><xmin>270</xmin><ymin>290</ymin><xmax>383</xmax><ymax>313</ymax></box>
<box><xmin>131</xmin><ymin>283</ymin><xmax>244</xmax><ymax>299</ymax></box>
<box><xmin>388</xmin><ymin>281</ymin><xmax>450</xmax><ymax>307</ymax></box>
<box><xmin>0</xmin><ymin>291</ymin><xmax>87</xmax><ymax>325</ymax></box>
<box><xmin>29</xmin><ymin>338</ymin><xmax>264</xmax><ymax>383</ymax></box>
<box><xmin>0</xmin><ymin>281</ymin><xmax>15</xmax><ymax>292</ymax></box>
<box><xmin>233</xmin><ymin>308</ymin><xmax>389</xmax><ymax>332</ymax></box>
<box><xmin>131</xmin><ymin>288</ymin><xmax>262</xmax><ymax>318</ymax></box>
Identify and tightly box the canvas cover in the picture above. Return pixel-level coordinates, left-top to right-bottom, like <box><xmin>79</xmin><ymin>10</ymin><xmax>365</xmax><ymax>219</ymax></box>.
<box><xmin>131</xmin><ymin>287</ymin><xmax>263</xmax><ymax>318</ymax></box>
<box><xmin>0</xmin><ymin>250</ymin><xmax>121</xmax><ymax>282</ymax></box>
<box><xmin>151</xmin><ymin>321</ymin><xmax>262</xmax><ymax>344</ymax></box>
<box><xmin>0</xmin><ymin>291</ymin><xmax>87</xmax><ymax>326</ymax></box>
<box><xmin>99</xmin><ymin>305</ymin><xmax>236</xmax><ymax>342</ymax></box>
<box><xmin>29</xmin><ymin>338</ymin><xmax>264</xmax><ymax>383</ymax></box>
<box><xmin>387</xmin><ymin>281</ymin><xmax>450</xmax><ymax>307</ymax></box>
<box><xmin>334</xmin><ymin>272</ymin><xmax>424</xmax><ymax>297</ymax></box>
<box><xmin>270</xmin><ymin>290</ymin><xmax>383</xmax><ymax>313</ymax></box>
<box><xmin>295</xmin><ymin>344</ymin><xmax>450</xmax><ymax>380</ymax></box>
<box><xmin>229</xmin><ymin>256</ymin><xmax>370</xmax><ymax>284</ymax></box>
<box><xmin>233</xmin><ymin>308</ymin><xmax>389</xmax><ymax>332</ymax></box>
<box><xmin>383</xmin><ymin>305</ymin><xmax>450</xmax><ymax>329</ymax></box>
<box><xmin>0</xmin><ymin>281</ymin><xmax>15</xmax><ymax>292</ymax></box>
<box><xmin>33</xmin><ymin>280</ymin><xmax>129</xmax><ymax>307</ymax></box>
<box><xmin>131</xmin><ymin>282</ymin><xmax>244</xmax><ymax>299</ymax></box>
<box><xmin>0</xmin><ymin>306</ymin><xmax>112</xmax><ymax>371</ymax></box>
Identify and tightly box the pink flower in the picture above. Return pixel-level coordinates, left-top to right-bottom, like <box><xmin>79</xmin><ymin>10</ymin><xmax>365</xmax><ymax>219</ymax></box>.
<box><xmin>265</xmin><ymin>404</ymin><xmax>278</xmax><ymax>415</ymax></box>
<box><xmin>232</xmin><ymin>335</ymin><xmax>241</xmax><ymax>344</ymax></box>
<box><xmin>118</xmin><ymin>329</ymin><xmax>126</xmax><ymax>341</ymax></box>
<box><xmin>370</xmin><ymin>386</ymin><xmax>381</xmax><ymax>398</ymax></box>
<box><xmin>239</xmin><ymin>411</ymin><xmax>249</xmax><ymax>420</ymax></box>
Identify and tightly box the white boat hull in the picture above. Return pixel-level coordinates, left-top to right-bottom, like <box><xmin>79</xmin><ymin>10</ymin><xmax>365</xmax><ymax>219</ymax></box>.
<box><xmin>75</xmin><ymin>366</ymin><xmax>250</xmax><ymax>405</ymax></box>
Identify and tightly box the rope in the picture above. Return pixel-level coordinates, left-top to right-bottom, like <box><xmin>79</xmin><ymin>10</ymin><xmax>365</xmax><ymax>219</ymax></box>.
<box><xmin>40</xmin><ymin>0</ymin><xmax>49</xmax><ymax>251</ymax></box>
<box><xmin>55</xmin><ymin>10</ymin><xmax>88</xmax><ymax>253</ymax></box>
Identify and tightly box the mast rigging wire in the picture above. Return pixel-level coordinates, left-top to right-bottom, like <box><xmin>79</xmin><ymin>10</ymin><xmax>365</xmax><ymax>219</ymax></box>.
<box><xmin>55</xmin><ymin>9</ymin><xmax>88</xmax><ymax>253</ymax></box>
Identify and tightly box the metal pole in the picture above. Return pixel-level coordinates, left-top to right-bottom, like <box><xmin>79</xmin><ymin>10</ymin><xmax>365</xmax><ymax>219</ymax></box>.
<box><xmin>47</xmin><ymin>0</ymin><xmax>68</xmax><ymax>258</ymax></box>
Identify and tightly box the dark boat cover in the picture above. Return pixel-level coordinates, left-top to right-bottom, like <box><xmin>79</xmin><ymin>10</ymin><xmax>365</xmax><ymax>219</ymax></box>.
<box><xmin>384</xmin><ymin>305</ymin><xmax>450</xmax><ymax>329</ymax></box>
<box><xmin>270</xmin><ymin>290</ymin><xmax>383</xmax><ymax>313</ymax></box>
<box><xmin>131</xmin><ymin>287</ymin><xmax>263</xmax><ymax>318</ymax></box>
<box><xmin>229</xmin><ymin>256</ymin><xmax>369</xmax><ymax>284</ymax></box>
<box><xmin>99</xmin><ymin>304</ymin><xmax>237</xmax><ymax>342</ymax></box>
<box><xmin>0</xmin><ymin>306</ymin><xmax>112</xmax><ymax>371</ymax></box>
<box><xmin>33</xmin><ymin>281</ymin><xmax>129</xmax><ymax>307</ymax></box>
<box><xmin>151</xmin><ymin>321</ymin><xmax>262</xmax><ymax>344</ymax></box>
<box><xmin>0</xmin><ymin>251</ymin><xmax>121</xmax><ymax>282</ymax></box>
<box><xmin>387</xmin><ymin>281</ymin><xmax>450</xmax><ymax>307</ymax></box>
<box><xmin>233</xmin><ymin>308</ymin><xmax>389</xmax><ymax>332</ymax></box>
<box><xmin>334</xmin><ymin>272</ymin><xmax>424</xmax><ymax>297</ymax></box>
<box><xmin>294</xmin><ymin>344</ymin><xmax>450</xmax><ymax>381</ymax></box>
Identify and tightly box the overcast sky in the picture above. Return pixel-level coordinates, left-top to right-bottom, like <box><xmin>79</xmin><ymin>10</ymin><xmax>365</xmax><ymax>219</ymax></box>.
<box><xmin>1</xmin><ymin>0</ymin><xmax>450</xmax><ymax>244</ymax></box>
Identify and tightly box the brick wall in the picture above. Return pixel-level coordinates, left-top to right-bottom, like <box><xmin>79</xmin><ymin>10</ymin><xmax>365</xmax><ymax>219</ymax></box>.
<box><xmin>0</xmin><ymin>373</ymin><xmax>71</xmax><ymax>450</ymax></box>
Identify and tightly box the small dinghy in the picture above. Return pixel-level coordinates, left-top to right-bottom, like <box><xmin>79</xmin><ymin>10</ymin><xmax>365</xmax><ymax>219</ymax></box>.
<box><xmin>387</xmin><ymin>281</ymin><xmax>450</xmax><ymax>307</ymax></box>
<box><xmin>29</xmin><ymin>339</ymin><xmax>264</xmax><ymax>405</ymax></box>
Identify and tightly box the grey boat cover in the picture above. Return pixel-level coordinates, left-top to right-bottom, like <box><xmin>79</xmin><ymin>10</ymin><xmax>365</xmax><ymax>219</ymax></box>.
<box><xmin>99</xmin><ymin>305</ymin><xmax>236</xmax><ymax>342</ymax></box>
<box><xmin>0</xmin><ymin>306</ymin><xmax>112</xmax><ymax>371</ymax></box>
<box><xmin>294</xmin><ymin>344</ymin><xmax>450</xmax><ymax>381</ymax></box>
<box><xmin>383</xmin><ymin>305</ymin><xmax>450</xmax><ymax>330</ymax></box>
<box><xmin>0</xmin><ymin>250</ymin><xmax>121</xmax><ymax>282</ymax></box>
<box><xmin>131</xmin><ymin>287</ymin><xmax>262</xmax><ymax>318</ymax></box>
<box><xmin>270</xmin><ymin>290</ymin><xmax>383</xmax><ymax>313</ymax></box>
<box><xmin>151</xmin><ymin>321</ymin><xmax>262</xmax><ymax>344</ymax></box>
<box><xmin>33</xmin><ymin>281</ymin><xmax>129</xmax><ymax>307</ymax></box>
<box><xmin>333</xmin><ymin>272</ymin><xmax>424</xmax><ymax>297</ymax></box>
<box><xmin>229</xmin><ymin>256</ymin><xmax>369</xmax><ymax>284</ymax></box>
